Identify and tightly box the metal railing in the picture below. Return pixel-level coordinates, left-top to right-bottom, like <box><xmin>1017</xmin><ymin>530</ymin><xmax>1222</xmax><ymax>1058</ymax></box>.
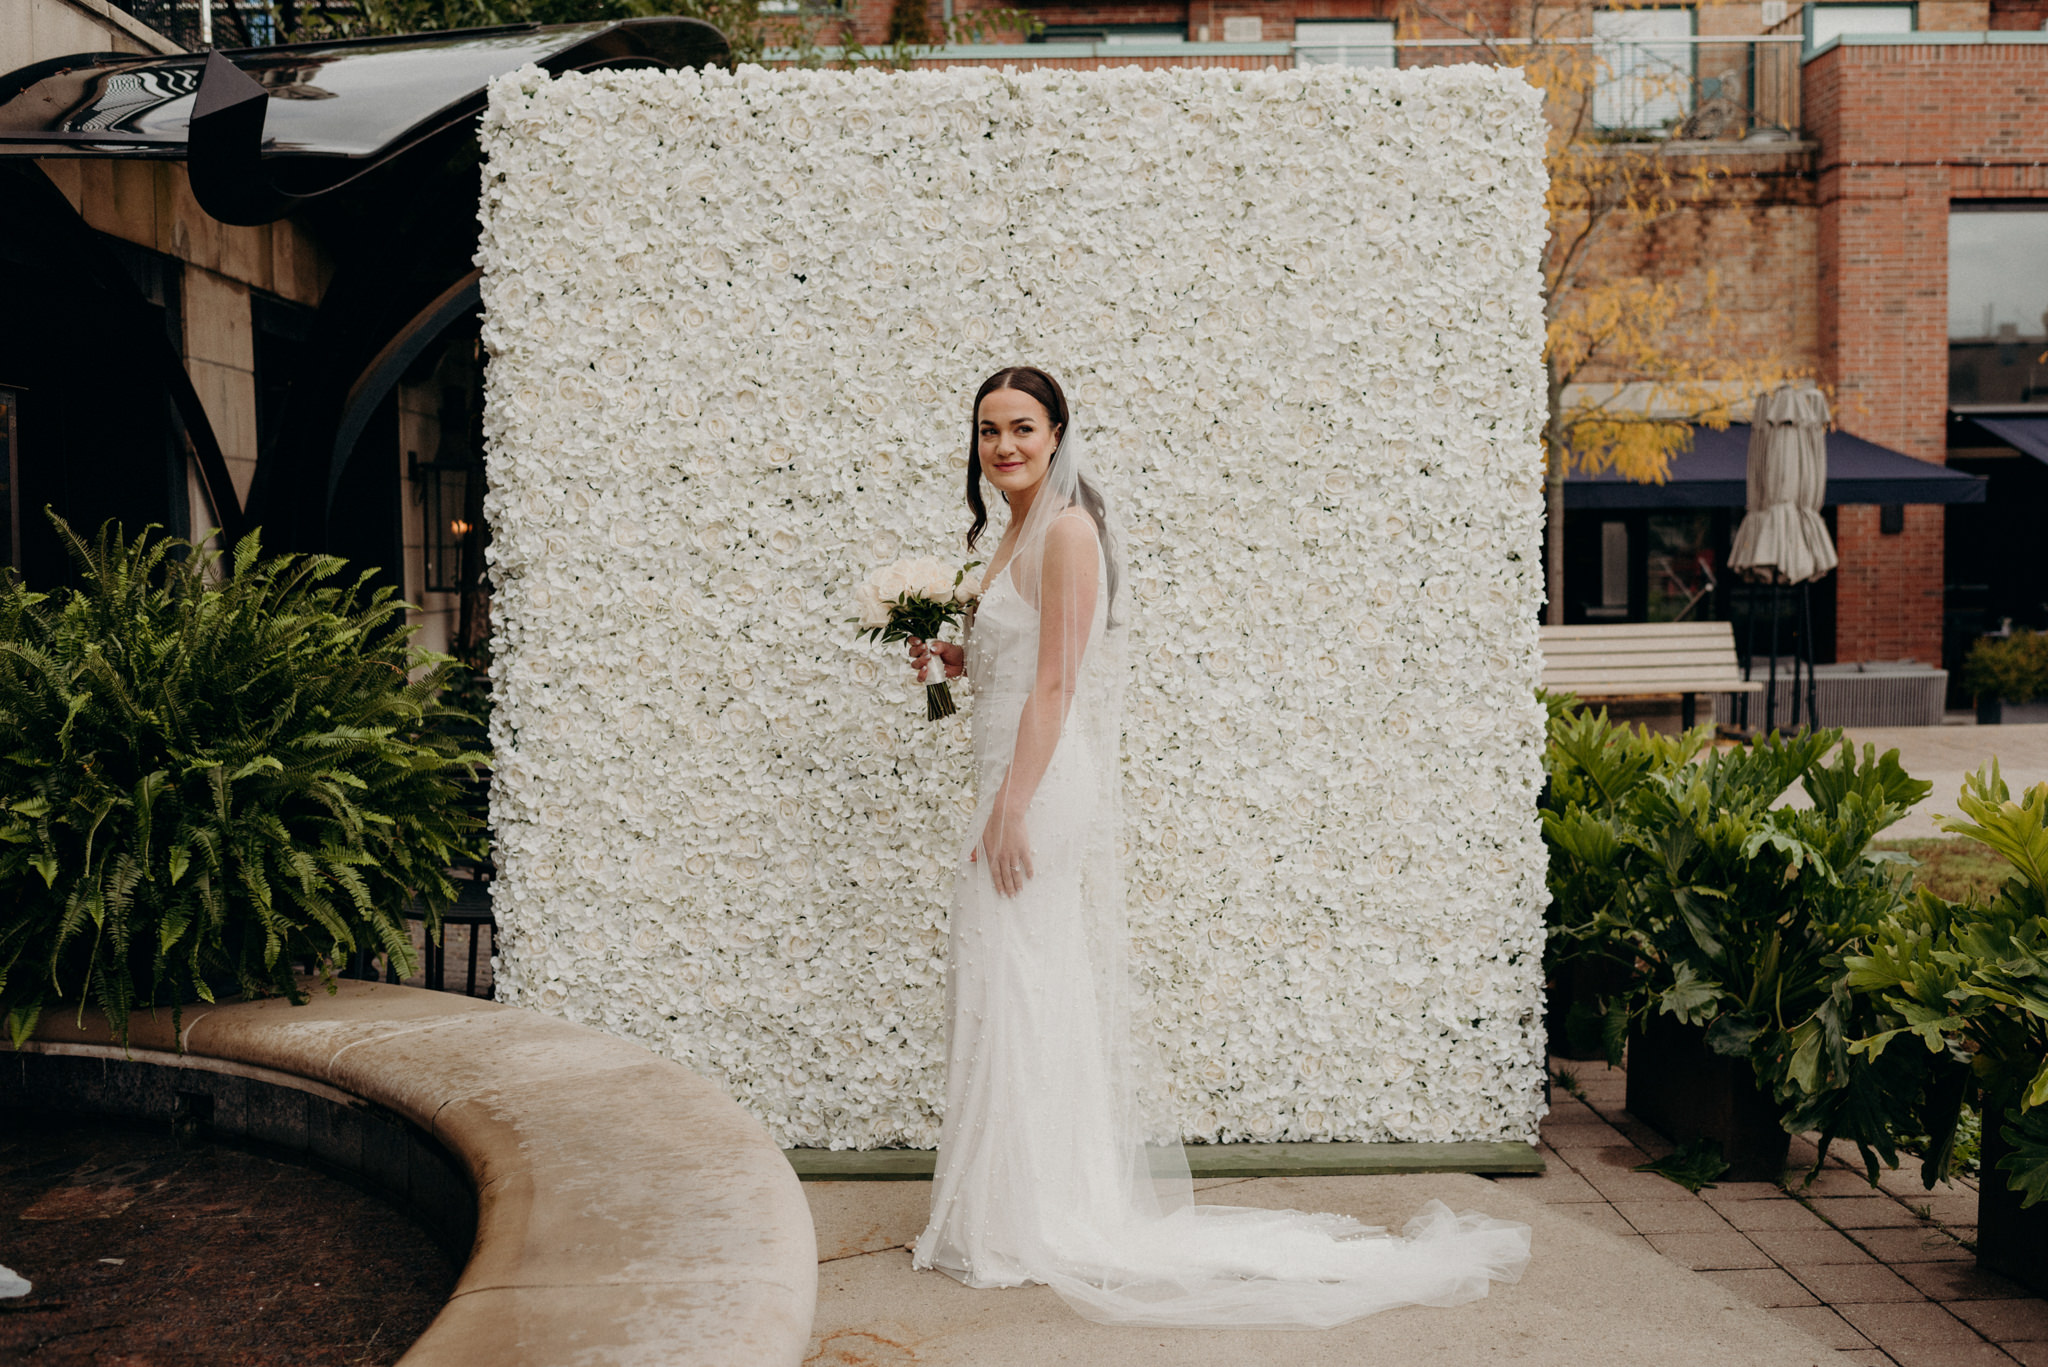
<box><xmin>1302</xmin><ymin>35</ymin><xmax>1808</xmax><ymax>139</ymax></box>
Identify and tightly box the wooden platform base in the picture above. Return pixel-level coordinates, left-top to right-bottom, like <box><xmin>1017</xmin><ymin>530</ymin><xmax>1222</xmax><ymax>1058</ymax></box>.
<box><xmin>784</xmin><ymin>1141</ymin><xmax>1544</xmax><ymax>1181</ymax></box>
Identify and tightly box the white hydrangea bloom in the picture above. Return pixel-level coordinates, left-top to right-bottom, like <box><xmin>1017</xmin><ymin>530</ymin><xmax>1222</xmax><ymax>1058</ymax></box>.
<box><xmin>477</xmin><ymin>63</ymin><xmax>1552</xmax><ymax>1149</ymax></box>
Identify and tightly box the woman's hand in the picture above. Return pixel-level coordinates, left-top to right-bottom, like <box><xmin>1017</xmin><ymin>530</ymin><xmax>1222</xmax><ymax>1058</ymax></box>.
<box><xmin>906</xmin><ymin>636</ymin><xmax>965</xmax><ymax>681</ymax></box>
<box><xmin>971</xmin><ymin>801</ymin><xmax>1033</xmax><ymax>898</ymax></box>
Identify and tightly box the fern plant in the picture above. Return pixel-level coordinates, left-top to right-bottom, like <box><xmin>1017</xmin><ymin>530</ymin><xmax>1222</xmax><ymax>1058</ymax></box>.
<box><xmin>0</xmin><ymin>519</ymin><xmax>486</xmax><ymax>1047</ymax></box>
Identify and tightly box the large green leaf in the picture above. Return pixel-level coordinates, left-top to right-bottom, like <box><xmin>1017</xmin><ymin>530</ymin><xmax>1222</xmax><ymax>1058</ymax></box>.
<box><xmin>1999</xmin><ymin>1106</ymin><xmax>2048</xmax><ymax>1209</ymax></box>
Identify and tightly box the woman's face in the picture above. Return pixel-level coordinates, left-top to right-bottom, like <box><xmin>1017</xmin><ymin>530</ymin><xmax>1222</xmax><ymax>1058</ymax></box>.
<box><xmin>977</xmin><ymin>387</ymin><xmax>1062</xmax><ymax>500</ymax></box>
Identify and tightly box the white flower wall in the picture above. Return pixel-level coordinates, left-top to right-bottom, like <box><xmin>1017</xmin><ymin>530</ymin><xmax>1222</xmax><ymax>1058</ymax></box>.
<box><xmin>477</xmin><ymin>63</ymin><xmax>1552</xmax><ymax>1148</ymax></box>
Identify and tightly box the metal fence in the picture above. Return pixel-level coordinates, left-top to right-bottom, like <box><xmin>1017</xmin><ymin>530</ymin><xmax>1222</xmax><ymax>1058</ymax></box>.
<box><xmin>1333</xmin><ymin>35</ymin><xmax>1807</xmax><ymax>140</ymax></box>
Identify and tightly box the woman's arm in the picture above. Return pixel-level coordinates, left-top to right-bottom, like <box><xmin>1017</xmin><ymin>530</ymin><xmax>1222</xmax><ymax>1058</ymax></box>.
<box><xmin>979</xmin><ymin>514</ymin><xmax>1099</xmax><ymax>896</ymax></box>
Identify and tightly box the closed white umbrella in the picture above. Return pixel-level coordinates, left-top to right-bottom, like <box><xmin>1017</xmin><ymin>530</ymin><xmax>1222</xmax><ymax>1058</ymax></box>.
<box><xmin>1729</xmin><ymin>384</ymin><xmax>1837</xmax><ymax>731</ymax></box>
<box><xmin>1729</xmin><ymin>385</ymin><xmax>1838</xmax><ymax>585</ymax></box>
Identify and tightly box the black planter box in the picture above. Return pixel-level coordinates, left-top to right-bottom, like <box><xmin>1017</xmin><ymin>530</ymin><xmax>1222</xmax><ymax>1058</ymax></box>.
<box><xmin>1626</xmin><ymin>1012</ymin><xmax>1791</xmax><ymax>1183</ymax></box>
<box><xmin>1978</xmin><ymin>1117</ymin><xmax>2048</xmax><ymax>1296</ymax></box>
<box><xmin>1545</xmin><ymin>956</ymin><xmax>1633</xmax><ymax>1062</ymax></box>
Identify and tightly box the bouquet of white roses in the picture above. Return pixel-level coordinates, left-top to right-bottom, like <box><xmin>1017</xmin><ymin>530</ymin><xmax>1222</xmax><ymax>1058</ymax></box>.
<box><xmin>854</xmin><ymin>558</ymin><xmax>984</xmax><ymax>719</ymax></box>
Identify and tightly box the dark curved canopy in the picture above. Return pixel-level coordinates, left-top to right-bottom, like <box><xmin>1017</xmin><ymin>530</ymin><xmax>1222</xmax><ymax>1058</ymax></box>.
<box><xmin>1566</xmin><ymin>423</ymin><xmax>1987</xmax><ymax>509</ymax></box>
<box><xmin>0</xmin><ymin>18</ymin><xmax>726</xmax><ymax>221</ymax></box>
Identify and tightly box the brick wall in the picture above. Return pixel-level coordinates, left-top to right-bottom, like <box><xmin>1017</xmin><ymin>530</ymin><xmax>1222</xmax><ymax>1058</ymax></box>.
<box><xmin>1805</xmin><ymin>41</ymin><xmax>2048</xmax><ymax>663</ymax></box>
<box><xmin>1568</xmin><ymin>148</ymin><xmax>1820</xmax><ymax>385</ymax></box>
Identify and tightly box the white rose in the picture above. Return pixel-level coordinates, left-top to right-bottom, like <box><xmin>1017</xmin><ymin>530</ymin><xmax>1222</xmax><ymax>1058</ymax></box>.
<box><xmin>855</xmin><ymin>583</ymin><xmax>890</xmax><ymax>630</ymax></box>
<box><xmin>872</xmin><ymin>562</ymin><xmax>914</xmax><ymax>605</ymax></box>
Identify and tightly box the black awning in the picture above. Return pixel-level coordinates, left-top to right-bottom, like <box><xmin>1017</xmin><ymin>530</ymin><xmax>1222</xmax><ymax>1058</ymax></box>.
<box><xmin>1565</xmin><ymin>423</ymin><xmax>1986</xmax><ymax>510</ymax></box>
<box><xmin>0</xmin><ymin>19</ymin><xmax>726</xmax><ymax>221</ymax></box>
<box><xmin>1964</xmin><ymin>414</ymin><xmax>2048</xmax><ymax>464</ymax></box>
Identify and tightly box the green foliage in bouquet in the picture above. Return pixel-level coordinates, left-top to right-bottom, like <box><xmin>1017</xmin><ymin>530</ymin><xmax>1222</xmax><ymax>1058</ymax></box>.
<box><xmin>1846</xmin><ymin>765</ymin><xmax>2048</xmax><ymax>1204</ymax></box>
<box><xmin>1964</xmin><ymin>630</ymin><xmax>2048</xmax><ymax>705</ymax></box>
<box><xmin>0</xmin><ymin>520</ymin><xmax>487</xmax><ymax>1048</ymax></box>
<box><xmin>1541</xmin><ymin>702</ymin><xmax>1946</xmax><ymax>1178</ymax></box>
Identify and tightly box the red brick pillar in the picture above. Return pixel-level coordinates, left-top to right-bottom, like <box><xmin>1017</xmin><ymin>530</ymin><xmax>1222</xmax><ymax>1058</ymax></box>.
<box><xmin>1808</xmin><ymin>46</ymin><xmax>1950</xmax><ymax>665</ymax></box>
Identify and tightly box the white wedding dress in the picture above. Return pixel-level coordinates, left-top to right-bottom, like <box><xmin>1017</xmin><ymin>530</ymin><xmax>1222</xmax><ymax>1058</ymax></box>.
<box><xmin>910</xmin><ymin>487</ymin><xmax>1533</xmax><ymax>1329</ymax></box>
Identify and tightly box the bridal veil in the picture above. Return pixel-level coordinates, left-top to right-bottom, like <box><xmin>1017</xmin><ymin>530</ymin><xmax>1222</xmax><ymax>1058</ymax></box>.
<box><xmin>914</xmin><ymin>396</ymin><xmax>1532</xmax><ymax>1328</ymax></box>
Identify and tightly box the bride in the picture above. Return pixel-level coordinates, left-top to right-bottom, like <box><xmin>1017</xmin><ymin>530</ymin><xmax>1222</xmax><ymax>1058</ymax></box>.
<box><xmin>901</xmin><ymin>366</ymin><xmax>1533</xmax><ymax>1329</ymax></box>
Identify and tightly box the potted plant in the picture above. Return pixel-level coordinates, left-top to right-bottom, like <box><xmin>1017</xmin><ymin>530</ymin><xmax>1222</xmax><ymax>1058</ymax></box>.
<box><xmin>1545</xmin><ymin>709</ymin><xmax>1937</xmax><ymax>1182</ymax></box>
<box><xmin>0</xmin><ymin>519</ymin><xmax>486</xmax><ymax>1047</ymax></box>
<box><xmin>1964</xmin><ymin>630</ymin><xmax>2048</xmax><ymax>725</ymax></box>
<box><xmin>1846</xmin><ymin>765</ymin><xmax>2048</xmax><ymax>1294</ymax></box>
<box><xmin>1539</xmin><ymin>697</ymin><xmax>1707</xmax><ymax>1060</ymax></box>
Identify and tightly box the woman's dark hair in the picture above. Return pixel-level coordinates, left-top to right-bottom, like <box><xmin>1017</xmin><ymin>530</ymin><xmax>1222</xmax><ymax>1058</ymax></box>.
<box><xmin>965</xmin><ymin>366</ymin><xmax>1118</xmax><ymax>616</ymax></box>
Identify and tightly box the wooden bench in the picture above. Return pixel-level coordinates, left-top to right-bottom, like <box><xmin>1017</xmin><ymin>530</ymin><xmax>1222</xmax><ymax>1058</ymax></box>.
<box><xmin>1540</xmin><ymin>622</ymin><xmax>1763</xmax><ymax>729</ymax></box>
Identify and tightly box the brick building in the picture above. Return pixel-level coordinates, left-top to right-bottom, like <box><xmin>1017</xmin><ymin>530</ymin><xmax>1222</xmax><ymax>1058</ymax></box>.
<box><xmin>800</xmin><ymin>1</ymin><xmax>2048</xmax><ymax>688</ymax></box>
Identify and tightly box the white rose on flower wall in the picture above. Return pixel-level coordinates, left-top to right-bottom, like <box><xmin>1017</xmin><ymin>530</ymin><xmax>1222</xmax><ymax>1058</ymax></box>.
<box><xmin>477</xmin><ymin>63</ymin><xmax>1552</xmax><ymax>1149</ymax></box>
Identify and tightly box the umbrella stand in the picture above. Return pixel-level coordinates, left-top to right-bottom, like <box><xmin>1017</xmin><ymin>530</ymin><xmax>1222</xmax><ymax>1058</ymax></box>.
<box><xmin>1739</xmin><ymin>587</ymin><xmax>1757</xmax><ymax>732</ymax></box>
<box><xmin>1798</xmin><ymin>581</ymin><xmax>1820</xmax><ymax>729</ymax></box>
<box><xmin>1767</xmin><ymin>578</ymin><xmax>1782</xmax><ymax>734</ymax></box>
<box><xmin>1739</xmin><ymin>576</ymin><xmax>1824</xmax><ymax>735</ymax></box>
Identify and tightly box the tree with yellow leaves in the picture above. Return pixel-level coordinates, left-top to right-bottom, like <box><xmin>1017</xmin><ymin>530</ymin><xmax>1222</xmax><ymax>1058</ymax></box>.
<box><xmin>1406</xmin><ymin>2</ymin><xmax>1809</xmax><ymax>623</ymax></box>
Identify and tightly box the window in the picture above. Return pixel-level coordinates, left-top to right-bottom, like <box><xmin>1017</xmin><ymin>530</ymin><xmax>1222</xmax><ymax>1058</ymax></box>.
<box><xmin>1294</xmin><ymin>21</ymin><xmax>1396</xmax><ymax>69</ymax></box>
<box><xmin>1647</xmin><ymin>513</ymin><xmax>1718</xmax><ymax>622</ymax></box>
<box><xmin>1806</xmin><ymin>4</ymin><xmax>1915</xmax><ymax>50</ymax></box>
<box><xmin>252</xmin><ymin>291</ymin><xmax>314</xmax><ymax>460</ymax></box>
<box><xmin>1593</xmin><ymin>7</ymin><xmax>1694</xmax><ymax>133</ymax></box>
<box><xmin>1950</xmin><ymin>205</ymin><xmax>2048</xmax><ymax>408</ymax></box>
<box><xmin>1594</xmin><ymin>520</ymin><xmax>1630</xmax><ymax>619</ymax></box>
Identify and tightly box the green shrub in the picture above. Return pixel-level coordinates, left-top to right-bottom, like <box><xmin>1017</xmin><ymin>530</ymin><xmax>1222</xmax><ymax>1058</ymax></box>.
<box><xmin>0</xmin><ymin>520</ymin><xmax>486</xmax><ymax>1047</ymax></box>
<box><xmin>1541</xmin><ymin>702</ymin><xmax>1944</xmax><ymax>1178</ymax></box>
<box><xmin>1963</xmin><ymin>629</ymin><xmax>2048</xmax><ymax>704</ymax></box>
<box><xmin>1847</xmin><ymin>765</ymin><xmax>2048</xmax><ymax>1205</ymax></box>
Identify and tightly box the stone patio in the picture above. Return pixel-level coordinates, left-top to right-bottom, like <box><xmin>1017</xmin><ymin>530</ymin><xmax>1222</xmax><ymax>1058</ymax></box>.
<box><xmin>798</xmin><ymin>1054</ymin><xmax>2044</xmax><ymax>1365</ymax></box>
<box><xmin>1533</xmin><ymin>1054</ymin><xmax>2044</xmax><ymax>1367</ymax></box>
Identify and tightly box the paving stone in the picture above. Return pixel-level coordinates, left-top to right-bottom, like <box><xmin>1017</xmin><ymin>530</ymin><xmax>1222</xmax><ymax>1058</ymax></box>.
<box><xmin>1912</xmin><ymin>1194</ymin><xmax>1980</xmax><ymax>1226</ymax></box>
<box><xmin>1580</xmin><ymin>1166</ymin><xmax>1691</xmax><ymax>1203</ymax></box>
<box><xmin>2004</xmin><ymin>1341</ymin><xmax>2048</xmax><ymax>1365</ymax></box>
<box><xmin>1951</xmin><ymin>1300</ymin><xmax>2048</xmax><ymax>1343</ymax></box>
<box><xmin>1721</xmin><ymin>1199</ymin><xmax>1831</xmax><ymax>1233</ymax></box>
<box><xmin>1888</xmin><ymin>1343</ymin><xmax>2024</xmax><ymax>1367</ymax></box>
<box><xmin>1506</xmin><ymin>1167</ymin><xmax>1604</xmax><ymax>1203</ymax></box>
<box><xmin>1824</xmin><ymin>1354</ymin><xmax>1890</xmax><ymax>1367</ymax></box>
<box><xmin>1613</xmin><ymin>1199</ymin><xmax>1735</xmax><ymax>1234</ymax></box>
<box><xmin>1644</xmin><ymin>1229</ymin><xmax>1775</xmax><ymax>1271</ymax></box>
<box><xmin>1876</xmin><ymin>1170</ymin><xmax>1972</xmax><ymax>1201</ymax></box>
<box><xmin>1809</xmin><ymin>1196</ymin><xmax>1927</xmax><ymax>1229</ymax></box>
<box><xmin>1552</xmin><ymin>1203</ymin><xmax>1636</xmax><ymax>1238</ymax></box>
<box><xmin>1769</xmin><ymin>1306</ymin><xmax>1871</xmax><ymax>1350</ymax></box>
<box><xmin>1557</xmin><ymin>1144</ymin><xmax>1651</xmax><ymax>1174</ymax></box>
<box><xmin>1543</xmin><ymin>1122</ymin><xmax>1631</xmax><ymax>1150</ymax></box>
<box><xmin>1702</xmin><ymin>1267</ymin><xmax>1820</xmax><ymax>1308</ymax></box>
<box><xmin>1794</xmin><ymin>1168</ymin><xmax>1887</xmax><ymax>1198</ymax></box>
<box><xmin>1540</xmin><ymin>1098</ymin><xmax>1601</xmax><ymax>1125</ymax></box>
<box><xmin>1893</xmin><ymin>1261</ymin><xmax>2031</xmax><ymax>1302</ymax></box>
<box><xmin>1788</xmin><ymin>1262</ymin><xmax>1925</xmax><ymax>1305</ymax></box>
<box><xmin>1704</xmin><ymin>1181</ymin><xmax>1797</xmax><ymax>1204</ymax></box>
<box><xmin>1750</xmin><ymin>1227</ymin><xmax>1879</xmax><ymax>1265</ymax></box>
<box><xmin>1848</xmin><ymin>1226</ymin><xmax>1974</xmax><ymax>1264</ymax></box>
<box><xmin>1835</xmin><ymin>1301</ymin><xmax>1981</xmax><ymax>1347</ymax></box>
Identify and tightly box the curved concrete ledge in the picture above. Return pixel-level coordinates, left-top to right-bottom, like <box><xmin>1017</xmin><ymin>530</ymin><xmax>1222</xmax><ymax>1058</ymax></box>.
<box><xmin>10</xmin><ymin>981</ymin><xmax>818</xmax><ymax>1366</ymax></box>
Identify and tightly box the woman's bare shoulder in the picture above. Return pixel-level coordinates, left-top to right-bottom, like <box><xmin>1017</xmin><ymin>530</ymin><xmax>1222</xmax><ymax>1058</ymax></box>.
<box><xmin>1044</xmin><ymin>509</ymin><xmax>1100</xmax><ymax>563</ymax></box>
